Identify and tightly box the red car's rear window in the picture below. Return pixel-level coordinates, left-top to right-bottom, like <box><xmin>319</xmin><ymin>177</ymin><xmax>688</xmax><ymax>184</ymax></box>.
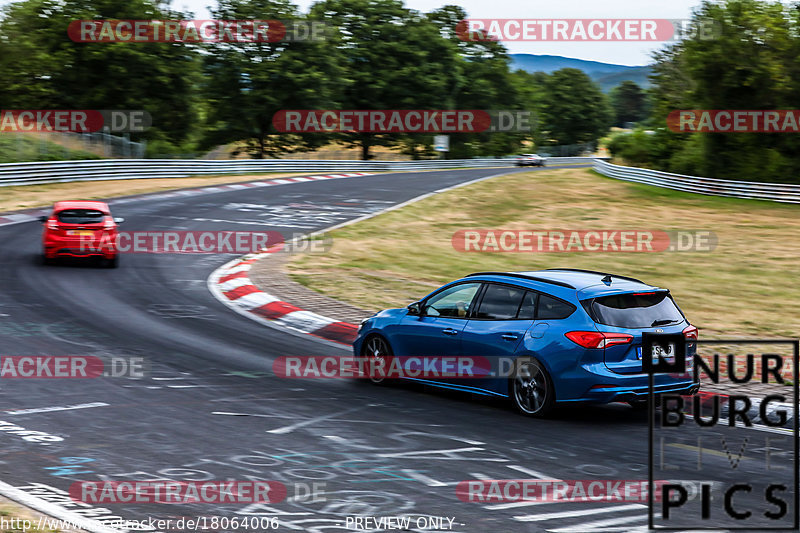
<box><xmin>56</xmin><ymin>209</ymin><xmax>106</xmax><ymax>224</ymax></box>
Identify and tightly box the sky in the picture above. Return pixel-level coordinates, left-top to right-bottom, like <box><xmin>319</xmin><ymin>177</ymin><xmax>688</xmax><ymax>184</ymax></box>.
<box><xmin>171</xmin><ymin>0</ymin><xmax>708</xmax><ymax>66</ymax></box>
<box><xmin>0</xmin><ymin>0</ymin><xmax>723</xmax><ymax>65</ymax></box>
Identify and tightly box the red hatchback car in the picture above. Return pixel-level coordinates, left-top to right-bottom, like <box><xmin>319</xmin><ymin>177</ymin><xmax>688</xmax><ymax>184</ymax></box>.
<box><xmin>39</xmin><ymin>201</ymin><xmax>123</xmax><ymax>267</ymax></box>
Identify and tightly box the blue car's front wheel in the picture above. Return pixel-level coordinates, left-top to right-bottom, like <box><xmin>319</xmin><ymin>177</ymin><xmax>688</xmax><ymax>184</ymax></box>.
<box><xmin>361</xmin><ymin>335</ymin><xmax>394</xmax><ymax>385</ymax></box>
<box><xmin>510</xmin><ymin>358</ymin><xmax>555</xmax><ymax>417</ymax></box>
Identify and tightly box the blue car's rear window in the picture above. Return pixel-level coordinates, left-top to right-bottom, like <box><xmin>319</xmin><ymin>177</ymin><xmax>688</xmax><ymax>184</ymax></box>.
<box><xmin>589</xmin><ymin>292</ymin><xmax>684</xmax><ymax>328</ymax></box>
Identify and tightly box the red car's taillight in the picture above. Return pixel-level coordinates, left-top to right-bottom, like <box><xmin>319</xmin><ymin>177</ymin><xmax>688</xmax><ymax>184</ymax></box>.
<box><xmin>565</xmin><ymin>331</ymin><xmax>633</xmax><ymax>349</ymax></box>
<box><xmin>682</xmin><ymin>325</ymin><xmax>698</xmax><ymax>340</ymax></box>
<box><xmin>46</xmin><ymin>219</ymin><xmax>59</xmax><ymax>230</ymax></box>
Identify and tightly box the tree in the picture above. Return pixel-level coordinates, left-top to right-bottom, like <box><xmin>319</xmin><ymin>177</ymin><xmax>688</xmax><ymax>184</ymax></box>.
<box><xmin>309</xmin><ymin>0</ymin><xmax>462</xmax><ymax>160</ymax></box>
<box><xmin>201</xmin><ymin>0</ymin><xmax>343</xmax><ymax>158</ymax></box>
<box><xmin>540</xmin><ymin>68</ymin><xmax>612</xmax><ymax>146</ymax></box>
<box><xmin>0</xmin><ymin>0</ymin><xmax>201</xmax><ymax>150</ymax></box>
<box><xmin>646</xmin><ymin>0</ymin><xmax>800</xmax><ymax>181</ymax></box>
<box><xmin>609</xmin><ymin>81</ymin><xmax>648</xmax><ymax>127</ymax></box>
<box><xmin>425</xmin><ymin>4</ymin><xmax>531</xmax><ymax>158</ymax></box>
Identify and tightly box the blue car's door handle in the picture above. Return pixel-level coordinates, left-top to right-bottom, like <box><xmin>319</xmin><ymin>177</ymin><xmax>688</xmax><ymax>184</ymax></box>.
<box><xmin>502</xmin><ymin>334</ymin><xmax>519</xmax><ymax>341</ymax></box>
<box><xmin>442</xmin><ymin>328</ymin><xmax>459</xmax><ymax>336</ymax></box>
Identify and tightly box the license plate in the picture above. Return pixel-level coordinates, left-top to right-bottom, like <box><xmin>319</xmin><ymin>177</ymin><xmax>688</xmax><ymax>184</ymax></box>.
<box><xmin>637</xmin><ymin>344</ymin><xmax>676</xmax><ymax>363</ymax></box>
<box><xmin>67</xmin><ymin>230</ymin><xmax>95</xmax><ymax>236</ymax></box>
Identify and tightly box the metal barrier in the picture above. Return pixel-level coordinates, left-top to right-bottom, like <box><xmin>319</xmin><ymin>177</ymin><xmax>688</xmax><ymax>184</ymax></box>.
<box><xmin>5</xmin><ymin>157</ymin><xmax>795</xmax><ymax>204</ymax></box>
<box><xmin>0</xmin><ymin>157</ymin><xmax>598</xmax><ymax>187</ymax></box>
<box><xmin>594</xmin><ymin>159</ymin><xmax>800</xmax><ymax>204</ymax></box>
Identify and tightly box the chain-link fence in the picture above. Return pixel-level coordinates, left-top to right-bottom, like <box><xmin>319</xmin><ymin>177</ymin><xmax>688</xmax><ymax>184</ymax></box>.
<box><xmin>0</xmin><ymin>131</ymin><xmax>145</xmax><ymax>162</ymax></box>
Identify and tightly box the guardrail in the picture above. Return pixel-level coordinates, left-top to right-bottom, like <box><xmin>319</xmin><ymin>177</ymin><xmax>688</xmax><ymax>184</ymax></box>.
<box><xmin>0</xmin><ymin>157</ymin><xmax>599</xmax><ymax>187</ymax></box>
<box><xmin>594</xmin><ymin>159</ymin><xmax>800</xmax><ymax>204</ymax></box>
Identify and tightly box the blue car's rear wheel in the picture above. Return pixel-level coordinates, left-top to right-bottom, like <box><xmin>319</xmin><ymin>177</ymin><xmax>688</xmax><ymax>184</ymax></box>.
<box><xmin>361</xmin><ymin>335</ymin><xmax>394</xmax><ymax>385</ymax></box>
<box><xmin>510</xmin><ymin>358</ymin><xmax>555</xmax><ymax>417</ymax></box>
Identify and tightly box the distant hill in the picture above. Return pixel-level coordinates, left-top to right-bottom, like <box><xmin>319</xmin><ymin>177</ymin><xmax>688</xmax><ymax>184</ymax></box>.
<box><xmin>510</xmin><ymin>54</ymin><xmax>652</xmax><ymax>92</ymax></box>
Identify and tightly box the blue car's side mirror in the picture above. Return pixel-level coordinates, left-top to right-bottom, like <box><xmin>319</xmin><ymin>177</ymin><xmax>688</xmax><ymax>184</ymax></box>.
<box><xmin>407</xmin><ymin>302</ymin><xmax>422</xmax><ymax>316</ymax></box>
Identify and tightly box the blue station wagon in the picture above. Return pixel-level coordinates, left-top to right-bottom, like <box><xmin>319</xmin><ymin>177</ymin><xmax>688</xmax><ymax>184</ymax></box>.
<box><xmin>353</xmin><ymin>269</ymin><xmax>699</xmax><ymax>416</ymax></box>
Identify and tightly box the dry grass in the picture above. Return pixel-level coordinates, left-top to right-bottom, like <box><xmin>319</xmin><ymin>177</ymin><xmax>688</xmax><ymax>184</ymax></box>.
<box><xmin>0</xmin><ymin>496</ymin><xmax>76</xmax><ymax>532</ymax></box>
<box><xmin>0</xmin><ymin>173</ymin><xmax>305</xmax><ymax>213</ymax></box>
<box><xmin>289</xmin><ymin>167</ymin><xmax>800</xmax><ymax>339</ymax></box>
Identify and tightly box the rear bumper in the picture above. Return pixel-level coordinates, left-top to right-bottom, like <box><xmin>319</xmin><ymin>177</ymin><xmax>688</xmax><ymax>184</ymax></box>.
<box><xmin>44</xmin><ymin>243</ymin><xmax>117</xmax><ymax>259</ymax></box>
<box><xmin>572</xmin><ymin>381</ymin><xmax>700</xmax><ymax>404</ymax></box>
<box><xmin>44</xmin><ymin>235</ymin><xmax>117</xmax><ymax>259</ymax></box>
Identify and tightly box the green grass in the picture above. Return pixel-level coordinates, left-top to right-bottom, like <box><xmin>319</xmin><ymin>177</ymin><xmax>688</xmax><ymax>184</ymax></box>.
<box><xmin>289</xmin><ymin>167</ymin><xmax>800</xmax><ymax>339</ymax></box>
<box><xmin>0</xmin><ymin>134</ymin><xmax>100</xmax><ymax>163</ymax></box>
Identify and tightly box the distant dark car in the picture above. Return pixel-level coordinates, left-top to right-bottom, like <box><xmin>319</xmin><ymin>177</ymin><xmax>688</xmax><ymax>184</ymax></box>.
<box><xmin>515</xmin><ymin>153</ymin><xmax>545</xmax><ymax>167</ymax></box>
<box><xmin>354</xmin><ymin>269</ymin><xmax>699</xmax><ymax>417</ymax></box>
<box><xmin>40</xmin><ymin>200</ymin><xmax>123</xmax><ymax>268</ymax></box>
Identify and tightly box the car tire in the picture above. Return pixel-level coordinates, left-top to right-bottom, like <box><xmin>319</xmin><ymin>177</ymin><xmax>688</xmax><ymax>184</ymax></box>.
<box><xmin>42</xmin><ymin>255</ymin><xmax>55</xmax><ymax>266</ymax></box>
<box><xmin>509</xmin><ymin>357</ymin><xmax>555</xmax><ymax>417</ymax></box>
<box><xmin>104</xmin><ymin>256</ymin><xmax>119</xmax><ymax>269</ymax></box>
<box><xmin>360</xmin><ymin>334</ymin><xmax>395</xmax><ymax>385</ymax></box>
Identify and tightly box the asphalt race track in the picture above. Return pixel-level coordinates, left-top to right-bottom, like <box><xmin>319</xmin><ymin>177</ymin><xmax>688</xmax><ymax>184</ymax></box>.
<box><xmin>0</xmin><ymin>166</ymin><xmax>795</xmax><ymax>532</ymax></box>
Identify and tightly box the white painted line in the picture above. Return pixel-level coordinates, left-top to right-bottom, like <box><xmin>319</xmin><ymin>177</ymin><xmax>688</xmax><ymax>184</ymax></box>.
<box><xmin>217</xmin><ymin>277</ymin><xmax>254</xmax><ymax>292</ymax></box>
<box><xmin>401</xmin><ymin>470</ymin><xmax>448</xmax><ymax>487</ymax></box>
<box><xmin>5</xmin><ymin>214</ymin><xmax>34</xmax><ymax>222</ymax></box>
<box><xmin>275</xmin><ymin>310</ymin><xmax>335</xmax><ymax>332</ymax></box>
<box><xmin>549</xmin><ymin>514</ymin><xmax>647</xmax><ymax>532</ymax></box>
<box><xmin>486</xmin><ymin>499</ymin><xmax>560</xmax><ymax>511</ymax></box>
<box><xmin>506</xmin><ymin>464</ymin><xmax>561</xmax><ymax>480</ymax></box>
<box><xmin>206</xmin><ymin>257</ymin><xmax>351</xmax><ymax>351</ymax></box>
<box><xmin>234</xmin><ymin>292</ymin><xmax>280</xmax><ymax>310</ymax></box>
<box><xmin>378</xmin><ymin>447</ymin><xmax>488</xmax><ymax>458</ymax></box>
<box><xmin>4</xmin><ymin>402</ymin><xmax>109</xmax><ymax>416</ymax></box>
<box><xmin>222</xmin><ymin>263</ymin><xmax>252</xmax><ymax>275</ymax></box>
<box><xmin>267</xmin><ymin>405</ymin><xmax>370</xmax><ymax>434</ymax></box>
<box><xmin>0</xmin><ymin>481</ymin><xmax>121</xmax><ymax>533</ymax></box>
<box><xmin>212</xmin><ymin>411</ymin><xmax>287</xmax><ymax>419</ymax></box>
<box><xmin>271</xmin><ymin>179</ymin><xmax>292</xmax><ymax>184</ymax></box>
<box><xmin>514</xmin><ymin>503</ymin><xmax>646</xmax><ymax>522</ymax></box>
